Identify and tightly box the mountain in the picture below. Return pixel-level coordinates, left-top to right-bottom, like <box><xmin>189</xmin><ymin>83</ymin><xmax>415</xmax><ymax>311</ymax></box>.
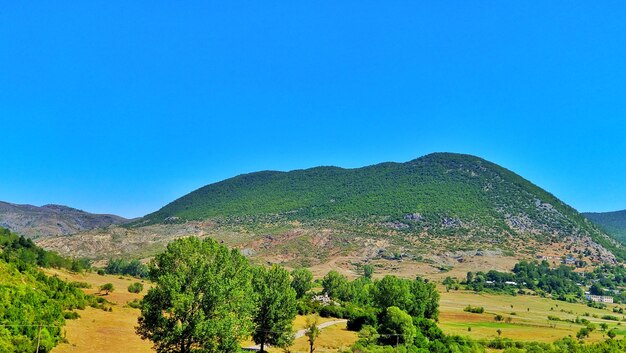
<box><xmin>38</xmin><ymin>153</ymin><xmax>624</xmax><ymax>273</ymax></box>
<box><xmin>584</xmin><ymin>210</ymin><xmax>626</xmax><ymax>244</ymax></box>
<box><xmin>0</xmin><ymin>201</ymin><xmax>128</xmax><ymax>238</ymax></box>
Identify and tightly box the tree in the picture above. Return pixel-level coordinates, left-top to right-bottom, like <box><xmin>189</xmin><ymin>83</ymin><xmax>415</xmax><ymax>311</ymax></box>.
<box><xmin>305</xmin><ymin>315</ymin><xmax>320</xmax><ymax>353</ymax></box>
<box><xmin>99</xmin><ymin>283</ymin><xmax>114</xmax><ymax>295</ymax></box>
<box><xmin>291</xmin><ymin>268</ymin><xmax>313</xmax><ymax>299</ymax></box>
<box><xmin>576</xmin><ymin>327</ymin><xmax>590</xmax><ymax>340</ymax></box>
<box><xmin>372</xmin><ymin>276</ymin><xmax>412</xmax><ymax>312</ymax></box>
<box><xmin>137</xmin><ymin>237</ymin><xmax>254</xmax><ymax>353</ymax></box>
<box><xmin>322</xmin><ymin>271</ymin><xmax>350</xmax><ymax>300</ymax></box>
<box><xmin>590</xmin><ymin>282</ymin><xmax>604</xmax><ymax>296</ymax></box>
<box><xmin>362</xmin><ymin>265</ymin><xmax>374</xmax><ymax>279</ymax></box>
<box><xmin>608</xmin><ymin>329</ymin><xmax>617</xmax><ymax>339</ymax></box>
<box><xmin>378</xmin><ymin>306</ymin><xmax>416</xmax><ymax>345</ymax></box>
<box><xmin>358</xmin><ymin>325</ymin><xmax>379</xmax><ymax>345</ymax></box>
<box><xmin>252</xmin><ymin>265</ymin><xmax>297</xmax><ymax>352</ymax></box>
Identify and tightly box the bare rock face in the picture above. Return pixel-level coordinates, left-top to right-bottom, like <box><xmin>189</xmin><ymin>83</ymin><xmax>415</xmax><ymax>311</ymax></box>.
<box><xmin>0</xmin><ymin>201</ymin><xmax>128</xmax><ymax>238</ymax></box>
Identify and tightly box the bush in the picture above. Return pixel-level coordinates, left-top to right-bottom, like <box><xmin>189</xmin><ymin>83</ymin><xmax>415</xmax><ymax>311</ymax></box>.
<box><xmin>464</xmin><ymin>305</ymin><xmax>484</xmax><ymax>314</ymax></box>
<box><xmin>319</xmin><ymin>304</ymin><xmax>345</xmax><ymax>318</ymax></box>
<box><xmin>99</xmin><ymin>283</ymin><xmax>114</xmax><ymax>295</ymax></box>
<box><xmin>70</xmin><ymin>281</ymin><xmax>92</xmax><ymax>288</ymax></box>
<box><xmin>601</xmin><ymin>315</ymin><xmax>620</xmax><ymax>321</ymax></box>
<box><xmin>127</xmin><ymin>299</ymin><xmax>142</xmax><ymax>309</ymax></box>
<box><xmin>63</xmin><ymin>311</ymin><xmax>80</xmax><ymax>320</ymax></box>
<box><xmin>128</xmin><ymin>282</ymin><xmax>144</xmax><ymax>293</ymax></box>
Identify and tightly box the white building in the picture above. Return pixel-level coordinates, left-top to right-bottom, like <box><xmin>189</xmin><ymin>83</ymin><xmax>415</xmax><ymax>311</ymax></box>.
<box><xmin>585</xmin><ymin>294</ymin><xmax>614</xmax><ymax>303</ymax></box>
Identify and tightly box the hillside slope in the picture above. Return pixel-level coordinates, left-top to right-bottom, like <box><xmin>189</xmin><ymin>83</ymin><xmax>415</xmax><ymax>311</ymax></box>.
<box><xmin>584</xmin><ymin>210</ymin><xmax>626</xmax><ymax>244</ymax></box>
<box><xmin>39</xmin><ymin>153</ymin><xmax>623</xmax><ymax>271</ymax></box>
<box><xmin>139</xmin><ymin>154</ymin><xmax>590</xmax><ymax>231</ymax></box>
<box><xmin>0</xmin><ymin>201</ymin><xmax>128</xmax><ymax>238</ymax></box>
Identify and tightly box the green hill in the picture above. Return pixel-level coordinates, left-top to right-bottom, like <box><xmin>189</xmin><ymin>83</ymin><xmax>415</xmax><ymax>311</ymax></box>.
<box><xmin>137</xmin><ymin>153</ymin><xmax>624</xmax><ymax>262</ymax></box>
<box><xmin>584</xmin><ymin>210</ymin><xmax>626</xmax><ymax>244</ymax></box>
<box><xmin>0</xmin><ymin>227</ymin><xmax>96</xmax><ymax>351</ymax></box>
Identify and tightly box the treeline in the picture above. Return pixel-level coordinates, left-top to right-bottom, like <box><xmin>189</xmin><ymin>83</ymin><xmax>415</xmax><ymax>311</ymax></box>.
<box><xmin>0</xmin><ymin>227</ymin><xmax>90</xmax><ymax>271</ymax></box>
<box><xmin>0</xmin><ymin>227</ymin><xmax>96</xmax><ymax>351</ymax></box>
<box><xmin>483</xmin><ymin>336</ymin><xmax>626</xmax><ymax>353</ymax></box>
<box><xmin>465</xmin><ymin>260</ymin><xmax>584</xmax><ymax>298</ymax></box>
<box><xmin>104</xmin><ymin>258</ymin><xmax>148</xmax><ymax>278</ymax></box>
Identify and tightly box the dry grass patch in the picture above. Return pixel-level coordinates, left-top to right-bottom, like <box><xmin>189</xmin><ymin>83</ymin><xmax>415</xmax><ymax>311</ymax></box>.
<box><xmin>45</xmin><ymin>269</ymin><xmax>154</xmax><ymax>353</ymax></box>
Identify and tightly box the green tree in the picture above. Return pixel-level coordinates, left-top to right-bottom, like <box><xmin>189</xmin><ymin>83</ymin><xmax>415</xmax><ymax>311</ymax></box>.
<box><xmin>357</xmin><ymin>325</ymin><xmax>379</xmax><ymax>345</ymax></box>
<box><xmin>128</xmin><ymin>282</ymin><xmax>144</xmax><ymax>293</ymax></box>
<box><xmin>362</xmin><ymin>265</ymin><xmax>374</xmax><ymax>279</ymax></box>
<box><xmin>291</xmin><ymin>268</ymin><xmax>313</xmax><ymax>299</ymax></box>
<box><xmin>252</xmin><ymin>265</ymin><xmax>297</xmax><ymax>352</ymax></box>
<box><xmin>590</xmin><ymin>282</ymin><xmax>604</xmax><ymax>296</ymax></box>
<box><xmin>322</xmin><ymin>270</ymin><xmax>350</xmax><ymax>300</ymax></box>
<box><xmin>137</xmin><ymin>237</ymin><xmax>254</xmax><ymax>353</ymax></box>
<box><xmin>576</xmin><ymin>327</ymin><xmax>590</xmax><ymax>340</ymax></box>
<box><xmin>378</xmin><ymin>306</ymin><xmax>417</xmax><ymax>345</ymax></box>
<box><xmin>99</xmin><ymin>283</ymin><xmax>114</xmax><ymax>295</ymax></box>
<box><xmin>372</xmin><ymin>276</ymin><xmax>412</xmax><ymax>311</ymax></box>
<box><xmin>305</xmin><ymin>315</ymin><xmax>321</xmax><ymax>353</ymax></box>
<box><xmin>608</xmin><ymin>328</ymin><xmax>617</xmax><ymax>339</ymax></box>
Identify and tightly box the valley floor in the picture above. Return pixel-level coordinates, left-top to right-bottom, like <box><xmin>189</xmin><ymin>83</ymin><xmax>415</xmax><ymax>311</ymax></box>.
<box><xmin>45</xmin><ymin>269</ymin><xmax>626</xmax><ymax>352</ymax></box>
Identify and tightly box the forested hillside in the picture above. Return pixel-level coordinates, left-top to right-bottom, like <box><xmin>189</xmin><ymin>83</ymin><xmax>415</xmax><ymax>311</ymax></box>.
<box><xmin>0</xmin><ymin>227</ymin><xmax>94</xmax><ymax>352</ymax></box>
<box><xmin>137</xmin><ymin>153</ymin><xmax>623</xmax><ymax>262</ymax></box>
<box><xmin>584</xmin><ymin>210</ymin><xmax>626</xmax><ymax>244</ymax></box>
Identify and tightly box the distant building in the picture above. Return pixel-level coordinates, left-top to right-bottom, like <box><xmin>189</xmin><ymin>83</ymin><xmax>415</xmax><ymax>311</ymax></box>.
<box><xmin>564</xmin><ymin>256</ymin><xmax>576</xmax><ymax>265</ymax></box>
<box><xmin>504</xmin><ymin>281</ymin><xmax>518</xmax><ymax>286</ymax></box>
<box><xmin>585</xmin><ymin>294</ymin><xmax>613</xmax><ymax>303</ymax></box>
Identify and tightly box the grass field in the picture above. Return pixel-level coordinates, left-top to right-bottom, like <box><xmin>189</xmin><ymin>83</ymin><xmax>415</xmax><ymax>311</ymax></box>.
<box><xmin>439</xmin><ymin>289</ymin><xmax>626</xmax><ymax>343</ymax></box>
<box><xmin>44</xmin><ymin>268</ymin><xmax>153</xmax><ymax>353</ymax></box>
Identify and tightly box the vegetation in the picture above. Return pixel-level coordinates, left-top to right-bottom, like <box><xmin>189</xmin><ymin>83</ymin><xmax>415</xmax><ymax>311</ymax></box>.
<box><xmin>99</xmin><ymin>282</ymin><xmax>115</xmax><ymax>295</ymax></box>
<box><xmin>105</xmin><ymin>258</ymin><xmax>148</xmax><ymax>278</ymax></box>
<box><xmin>0</xmin><ymin>227</ymin><xmax>94</xmax><ymax>351</ymax></box>
<box><xmin>137</xmin><ymin>237</ymin><xmax>255</xmax><ymax>353</ymax></box>
<box><xmin>291</xmin><ymin>267</ymin><xmax>314</xmax><ymax>299</ymax></box>
<box><xmin>584</xmin><ymin>210</ymin><xmax>626</xmax><ymax>244</ymax></box>
<box><xmin>465</xmin><ymin>260</ymin><xmax>584</xmax><ymax>297</ymax></box>
<box><xmin>464</xmin><ymin>306</ymin><xmax>485</xmax><ymax>314</ymax></box>
<box><xmin>0</xmin><ymin>227</ymin><xmax>91</xmax><ymax>271</ymax></box>
<box><xmin>305</xmin><ymin>315</ymin><xmax>321</xmax><ymax>353</ymax></box>
<box><xmin>137</xmin><ymin>153</ymin><xmax>624</xmax><ymax>261</ymax></box>
<box><xmin>127</xmin><ymin>282</ymin><xmax>144</xmax><ymax>293</ymax></box>
<box><xmin>252</xmin><ymin>265</ymin><xmax>297</xmax><ymax>352</ymax></box>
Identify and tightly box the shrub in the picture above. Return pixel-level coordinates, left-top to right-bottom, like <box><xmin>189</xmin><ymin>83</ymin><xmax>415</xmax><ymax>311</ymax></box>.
<box><xmin>127</xmin><ymin>299</ymin><xmax>142</xmax><ymax>309</ymax></box>
<box><xmin>128</xmin><ymin>282</ymin><xmax>144</xmax><ymax>293</ymax></box>
<box><xmin>63</xmin><ymin>311</ymin><xmax>80</xmax><ymax>320</ymax></box>
<box><xmin>464</xmin><ymin>305</ymin><xmax>484</xmax><ymax>314</ymax></box>
<box><xmin>99</xmin><ymin>283</ymin><xmax>114</xmax><ymax>295</ymax></box>
<box><xmin>601</xmin><ymin>315</ymin><xmax>619</xmax><ymax>321</ymax></box>
<box><xmin>70</xmin><ymin>281</ymin><xmax>91</xmax><ymax>289</ymax></box>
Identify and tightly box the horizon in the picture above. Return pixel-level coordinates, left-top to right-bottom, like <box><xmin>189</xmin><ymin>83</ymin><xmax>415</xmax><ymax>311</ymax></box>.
<box><xmin>2</xmin><ymin>2</ymin><xmax>626</xmax><ymax>218</ymax></box>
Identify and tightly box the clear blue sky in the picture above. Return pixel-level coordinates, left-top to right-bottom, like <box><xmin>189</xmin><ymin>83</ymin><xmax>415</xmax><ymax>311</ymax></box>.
<box><xmin>1</xmin><ymin>2</ymin><xmax>625</xmax><ymax>218</ymax></box>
